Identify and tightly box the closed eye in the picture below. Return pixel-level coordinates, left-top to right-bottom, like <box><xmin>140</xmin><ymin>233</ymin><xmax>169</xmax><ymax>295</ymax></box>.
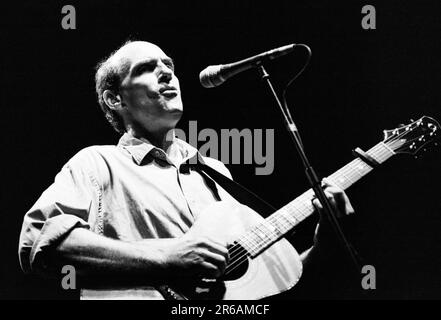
<box><xmin>163</xmin><ymin>58</ymin><xmax>175</xmax><ymax>72</ymax></box>
<box><xmin>133</xmin><ymin>62</ymin><xmax>156</xmax><ymax>76</ymax></box>
<box><xmin>131</xmin><ymin>57</ymin><xmax>175</xmax><ymax>77</ymax></box>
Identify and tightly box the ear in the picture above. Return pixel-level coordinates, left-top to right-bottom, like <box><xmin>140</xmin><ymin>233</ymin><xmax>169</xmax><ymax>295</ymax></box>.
<box><xmin>103</xmin><ymin>90</ymin><xmax>124</xmax><ymax>111</ymax></box>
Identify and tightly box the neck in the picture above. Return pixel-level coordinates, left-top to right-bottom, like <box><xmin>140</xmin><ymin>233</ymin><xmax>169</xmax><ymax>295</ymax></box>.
<box><xmin>126</xmin><ymin>125</ymin><xmax>176</xmax><ymax>151</ymax></box>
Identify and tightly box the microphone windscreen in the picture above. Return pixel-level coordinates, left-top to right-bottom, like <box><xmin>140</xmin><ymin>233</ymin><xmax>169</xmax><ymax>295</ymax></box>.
<box><xmin>199</xmin><ymin>65</ymin><xmax>223</xmax><ymax>88</ymax></box>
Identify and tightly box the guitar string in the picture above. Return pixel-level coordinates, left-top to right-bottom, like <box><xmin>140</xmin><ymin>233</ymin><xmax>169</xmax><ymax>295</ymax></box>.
<box><xmin>226</xmin><ymin>181</ymin><xmax>378</xmax><ymax>273</ymax></box>
<box><xmin>225</xmin><ymin>144</ymin><xmax>389</xmax><ymax>267</ymax></box>
<box><xmin>227</xmin><ymin>190</ymin><xmax>360</xmax><ymax>272</ymax></box>
<box><xmin>225</xmin><ymin>147</ymin><xmax>388</xmax><ymax>268</ymax></box>
<box><xmin>225</xmin><ymin>166</ymin><xmax>384</xmax><ymax>273</ymax></box>
<box><xmin>386</xmin><ymin>136</ymin><xmax>428</xmax><ymax>152</ymax></box>
<box><xmin>225</xmin><ymin>155</ymin><xmax>374</xmax><ymax>261</ymax></box>
<box><xmin>225</xmin><ymin>129</ymin><xmax>425</xmax><ymax>272</ymax></box>
<box><xmin>226</xmin><ymin>143</ymin><xmax>389</xmax><ymax>260</ymax></box>
<box><xmin>224</xmin><ymin>142</ymin><xmax>396</xmax><ymax>275</ymax></box>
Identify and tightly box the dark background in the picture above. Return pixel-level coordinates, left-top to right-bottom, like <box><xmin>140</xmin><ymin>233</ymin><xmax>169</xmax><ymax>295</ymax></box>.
<box><xmin>2</xmin><ymin>0</ymin><xmax>441</xmax><ymax>299</ymax></box>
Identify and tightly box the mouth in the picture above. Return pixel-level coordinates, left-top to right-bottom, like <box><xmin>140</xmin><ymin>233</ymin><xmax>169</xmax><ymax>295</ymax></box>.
<box><xmin>159</xmin><ymin>86</ymin><xmax>179</xmax><ymax>98</ymax></box>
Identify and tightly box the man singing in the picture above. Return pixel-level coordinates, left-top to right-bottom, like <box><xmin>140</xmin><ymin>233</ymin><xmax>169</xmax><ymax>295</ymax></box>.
<box><xmin>18</xmin><ymin>40</ymin><xmax>354</xmax><ymax>299</ymax></box>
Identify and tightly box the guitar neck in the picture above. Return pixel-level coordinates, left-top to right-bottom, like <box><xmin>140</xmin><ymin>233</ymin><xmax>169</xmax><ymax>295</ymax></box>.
<box><xmin>237</xmin><ymin>142</ymin><xmax>396</xmax><ymax>257</ymax></box>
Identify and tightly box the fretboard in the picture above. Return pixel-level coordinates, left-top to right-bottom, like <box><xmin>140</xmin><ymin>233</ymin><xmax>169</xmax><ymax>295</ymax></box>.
<box><xmin>236</xmin><ymin>142</ymin><xmax>395</xmax><ymax>257</ymax></box>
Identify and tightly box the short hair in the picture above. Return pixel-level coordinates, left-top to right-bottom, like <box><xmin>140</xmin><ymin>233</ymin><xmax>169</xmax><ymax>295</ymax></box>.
<box><xmin>95</xmin><ymin>41</ymin><xmax>133</xmax><ymax>134</ymax></box>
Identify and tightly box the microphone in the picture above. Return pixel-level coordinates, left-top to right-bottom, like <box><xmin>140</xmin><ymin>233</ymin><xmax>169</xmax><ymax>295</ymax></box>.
<box><xmin>199</xmin><ymin>44</ymin><xmax>296</xmax><ymax>88</ymax></box>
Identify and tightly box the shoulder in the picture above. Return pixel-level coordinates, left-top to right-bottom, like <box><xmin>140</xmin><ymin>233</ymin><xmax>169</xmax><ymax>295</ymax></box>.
<box><xmin>63</xmin><ymin>145</ymin><xmax>119</xmax><ymax>183</ymax></box>
<box><xmin>66</xmin><ymin>145</ymin><xmax>116</xmax><ymax>167</ymax></box>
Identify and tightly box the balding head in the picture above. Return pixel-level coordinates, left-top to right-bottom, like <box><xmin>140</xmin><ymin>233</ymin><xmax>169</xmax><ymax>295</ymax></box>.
<box><xmin>95</xmin><ymin>40</ymin><xmax>182</xmax><ymax>135</ymax></box>
<box><xmin>95</xmin><ymin>40</ymin><xmax>136</xmax><ymax>134</ymax></box>
<box><xmin>95</xmin><ymin>41</ymin><xmax>167</xmax><ymax>134</ymax></box>
<box><xmin>111</xmin><ymin>41</ymin><xmax>164</xmax><ymax>64</ymax></box>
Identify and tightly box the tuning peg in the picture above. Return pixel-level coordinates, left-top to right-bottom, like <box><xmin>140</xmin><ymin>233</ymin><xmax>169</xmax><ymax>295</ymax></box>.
<box><xmin>410</xmin><ymin>118</ymin><xmax>415</xmax><ymax>123</ymax></box>
<box><xmin>415</xmin><ymin>151</ymin><xmax>427</xmax><ymax>160</ymax></box>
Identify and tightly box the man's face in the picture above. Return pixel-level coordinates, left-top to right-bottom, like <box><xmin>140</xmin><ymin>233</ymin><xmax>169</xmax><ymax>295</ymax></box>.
<box><xmin>116</xmin><ymin>42</ymin><xmax>183</xmax><ymax>131</ymax></box>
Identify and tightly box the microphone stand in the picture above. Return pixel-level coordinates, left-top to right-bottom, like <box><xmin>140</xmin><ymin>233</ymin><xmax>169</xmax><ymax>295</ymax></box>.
<box><xmin>256</xmin><ymin>63</ymin><xmax>362</xmax><ymax>274</ymax></box>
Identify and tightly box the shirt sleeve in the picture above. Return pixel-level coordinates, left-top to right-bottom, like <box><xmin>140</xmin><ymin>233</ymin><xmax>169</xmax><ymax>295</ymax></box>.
<box><xmin>18</xmin><ymin>153</ymin><xmax>101</xmax><ymax>275</ymax></box>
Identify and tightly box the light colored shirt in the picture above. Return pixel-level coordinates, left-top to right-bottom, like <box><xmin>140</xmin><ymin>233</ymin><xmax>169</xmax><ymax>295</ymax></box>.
<box><xmin>18</xmin><ymin>132</ymin><xmax>236</xmax><ymax>275</ymax></box>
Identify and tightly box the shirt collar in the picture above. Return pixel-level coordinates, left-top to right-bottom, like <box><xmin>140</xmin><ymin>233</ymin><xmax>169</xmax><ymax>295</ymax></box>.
<box><xmin>117</xmin><ymin>132</ymin><xmax>205</xmax><ymax>166</ymax></box>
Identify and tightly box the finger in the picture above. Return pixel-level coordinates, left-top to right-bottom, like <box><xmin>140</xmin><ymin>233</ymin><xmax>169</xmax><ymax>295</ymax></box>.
<box><xmin>312</xmin><ymin>196</ymin><xmax>338</xmax><ymax>216</ymax></box>
<box><xmin>322</xmin><ymin>183</ymin><xmax>345</xmax><ymax>198</ymax></box>
<box><xmin>322</xmin><ymin>179</ymin><xmax>348</xmax><ymax>203</ymax></box>
<box><xmin>200</xmin><ymin>238</ymin><xmax>229</xmax><ymax>261</ymax></box>
<box><xmin>322</xmin><ymin>177</ymin><xmax>355</xmax><ymax>216</ymax></box>
<box><xmin>324</xmin><ymin>186</ymin><xmax>355</xmax><ymax>216</ymax></box>
<box><xmin>312</xmin><ymin>197</ymin><xmax>322</xmax><ymax>211</ymax></box>
<box><xmin>324</xmin><ymin>190</ymin><xmax>342</xmax><ymax>217</ymax></box>
<box><xmin>337</xmin><ymin>192</ymin><xmax>354</xmax><ymax>215</ymax></box>
<box><xmin>195</xmin><ymin>261</ymin><xmax>220</xmax><ymax>278</ymax></box>
<box><xmin>322</xmin><ymin>178</ymin><xmax>338</xmax><ymax>189</ymax></box>
<box><xmin>201</xmin><ymin>249</ymin><xmax>228</xmax><ymax>271</ymax></box>
<box><xmin>198</xmin><ymin>260</ymin><xmax>225</xmax><ymax>278</ymax></box>
<box><xmin>312</xmin><ymin>193</ymin><xmax>337</xmax><ymax>209</ymax></box>
<box><xmin>312</xmin><ymin>192</ymin><xmax>342</xmax><ymax>217</ymax></box>
<box><xmin>344</xmin><ymin>200</ymin><xmax>355</xmax><ymax>215</ymax></box>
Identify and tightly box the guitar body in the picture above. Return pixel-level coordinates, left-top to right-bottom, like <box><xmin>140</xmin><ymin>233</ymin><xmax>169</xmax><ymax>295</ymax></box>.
<box><xmin>178</xmin><ymin>200</ymin><xmax>303</xmax><ymax>300</ymax></box>
<box><xmin>81</xmin><ymin>201</ymin><xmax>303</xmax><ymax>300</ymax></box>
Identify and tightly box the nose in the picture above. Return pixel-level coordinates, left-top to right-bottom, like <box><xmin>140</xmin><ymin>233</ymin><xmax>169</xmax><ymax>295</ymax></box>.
<box><xmin>158</xmin><ymin>62</ymin><xmax>173</xmax><ymax>83</ymax></box>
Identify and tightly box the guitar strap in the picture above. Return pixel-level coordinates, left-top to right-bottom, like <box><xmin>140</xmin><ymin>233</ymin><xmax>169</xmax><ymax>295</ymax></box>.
<box><xmin>192</xmin><ymin>163</ymin><xmax>276</xmax><ymax>218</ymax></box>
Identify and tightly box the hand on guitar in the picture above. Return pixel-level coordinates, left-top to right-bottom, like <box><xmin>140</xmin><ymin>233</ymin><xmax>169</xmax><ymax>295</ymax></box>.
<box><xmin>311</xmin><ymin>178</ymin><xmax>355</xmax><ymax>245</ymax></box>
<box><xmin>161</xmin><ymin>235</ymin><xmax>229</xmax><ymax>279</ymax></box>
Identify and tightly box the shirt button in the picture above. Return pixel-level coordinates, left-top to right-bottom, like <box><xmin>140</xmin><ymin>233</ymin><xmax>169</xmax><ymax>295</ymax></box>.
<box><xmin>153</xmin><ymin>150</ymin><xmax>165</xmax><ymax>159</ymax></box>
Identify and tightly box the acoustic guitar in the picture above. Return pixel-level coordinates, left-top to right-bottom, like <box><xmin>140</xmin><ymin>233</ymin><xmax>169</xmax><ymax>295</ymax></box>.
<box><xmin>81</xmin><ymin>116</ymin><xmax>439</xmax><ymax>300</ymax></box>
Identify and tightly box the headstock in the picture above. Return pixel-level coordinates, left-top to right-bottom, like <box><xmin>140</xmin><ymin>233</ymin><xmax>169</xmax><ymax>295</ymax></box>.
<box><xmin>383</xmin><ymin>116</ymin><xmax>440</xmax><ymax>155</ymax></box>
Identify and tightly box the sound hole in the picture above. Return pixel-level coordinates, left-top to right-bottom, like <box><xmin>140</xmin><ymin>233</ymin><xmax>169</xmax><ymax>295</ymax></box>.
<box><xmin>222</xmin><ymin>242</ymin><xmax>249</xmax><ymax>281</ymax></box>
<box><xmin>165</xmin><ymin>242</ymin><xmax>251</xmax><ymax>299</ymax></box>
